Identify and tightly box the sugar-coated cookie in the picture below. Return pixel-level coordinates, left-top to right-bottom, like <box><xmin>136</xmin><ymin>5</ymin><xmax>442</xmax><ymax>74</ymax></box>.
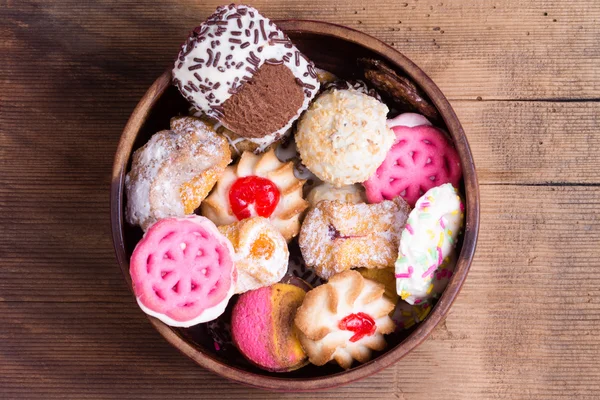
<box><xmin>395</xmin><ymin>183</ymin><xmax>463</xmax><ymax>304</ymax></box>
<box><xmin>296</xmin><ymin>89</ymin><xmax>395</xmax><ymax>187</ymax></box>
<box><xmin>125</xmin><ymin>117</ymin><xmax>231</xmax><ymax>230</ymax></box>
<box><xmin>129</xmin><ymin>216</ymin><xmax>236</xmax><ymax>327</ymax></box>
<box><xmin>294</xmin><ymin>270</ymin><xmax>395</xmax><ymax>369</ymax></box>
<box><xmin>299</xmin><ymin>198</ymin><xmax>410</xmax><ymax>279</ymax></box>
<box><xmin>218</xmin><ymin>217</ymin><xmax>288</xmax><ymax>294</ymax></box>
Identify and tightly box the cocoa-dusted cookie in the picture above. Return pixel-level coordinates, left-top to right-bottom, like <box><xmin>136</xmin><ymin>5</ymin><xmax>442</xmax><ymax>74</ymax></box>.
<box><xmin>299</xmin><ymin>198</ymin><xmax>410</xmax><ymax>280</ymax></box>
<box><xmin>173</xmin><ymin>4</ymin><xmax>319</xmax><ymax>150</ymax></box>
<box><xmin>294</xmin><ymin>270</ymin><xmax>396</xmax><ymax>369</ymax></box>
<box><xmin>358</xmin><ymin>58</ymin><xmax>440</xmax><ymax>121</ymax></box>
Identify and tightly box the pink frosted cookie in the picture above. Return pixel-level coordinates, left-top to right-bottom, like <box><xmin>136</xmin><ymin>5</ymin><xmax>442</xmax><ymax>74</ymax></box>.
<box><xmin>231</xmin><ymin>283</ymin><xmax>308</xmax><ymax>372</ymax></box>
<box><xmin>363</xmin><ymin>123</ymin><xmax>462</xmax><ymax>207</ymax></box>
<box><xmin>129</xmin><ymin>216</ymin><xmax>236</xmax><ymax>327</ymax></box>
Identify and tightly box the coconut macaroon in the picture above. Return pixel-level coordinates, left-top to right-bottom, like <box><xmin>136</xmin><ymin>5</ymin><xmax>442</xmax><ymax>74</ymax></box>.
<box><xmin>172</xmin><ymin>4</ymin><xmax>319</xmax><ymax>150</ymax></box>
<box><xmin>295</xmin><ymin>89</ymin><xmax>395</xmax><ymax>187</ymax></box>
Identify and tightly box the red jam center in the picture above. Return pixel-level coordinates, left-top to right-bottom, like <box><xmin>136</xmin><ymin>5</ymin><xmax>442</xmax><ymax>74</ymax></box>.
<box><xmin>228</xmin><ymin>176</ymin><xmax>280</xmax><ymax>220</ymax></box>
<box><xmin>338</xmin><ymin>312</ymin><xmax>377</xmax><ymax>342</ymax></box>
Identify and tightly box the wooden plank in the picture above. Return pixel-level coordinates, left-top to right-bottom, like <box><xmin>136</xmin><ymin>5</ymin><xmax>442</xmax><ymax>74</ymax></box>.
<box><xmin>454</xmin><ymin>100</ymin><xmax>600</xmax><ymax>184</ymax></box>
<box><xmin>2</xmin><ymin>0</ymin><xmax>600</xmax><ymax>101</ymax></box>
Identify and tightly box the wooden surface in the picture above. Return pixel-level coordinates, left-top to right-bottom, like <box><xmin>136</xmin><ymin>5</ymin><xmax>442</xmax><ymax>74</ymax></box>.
<box><xmin>1</xmin><ymin>0</ymin><xmax>599</xmax><ymax>398</ymax></box>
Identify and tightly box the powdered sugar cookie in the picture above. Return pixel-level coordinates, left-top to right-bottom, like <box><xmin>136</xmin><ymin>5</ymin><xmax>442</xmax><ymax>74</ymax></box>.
<box><xmin>299</xmin><ymin>198</ymin><xmax>410</xmax><ymax>279</ymax></box>
<box><xmin>125</xmin><ymin>117</ymin><xmax>231</xmax><ymax>230</ymax></box>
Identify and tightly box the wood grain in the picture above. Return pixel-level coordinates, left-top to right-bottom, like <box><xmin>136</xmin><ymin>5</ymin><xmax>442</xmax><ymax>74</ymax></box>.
<box><xmin>1</xmin><ymin>0</ymin><xmax>600</xmax><ymax>398</ymax></box>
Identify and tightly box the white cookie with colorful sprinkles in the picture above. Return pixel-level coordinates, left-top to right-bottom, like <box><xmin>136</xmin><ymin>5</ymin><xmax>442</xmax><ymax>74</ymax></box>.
<box><xmin>395</xmin><ymin>183</ymin><xmax>464</xmax><ymax>305</ymax></box>
<box><xmin>172</xmin><ymin>4</ymin><xmax>320</xmax><ymax>150</ymax></box>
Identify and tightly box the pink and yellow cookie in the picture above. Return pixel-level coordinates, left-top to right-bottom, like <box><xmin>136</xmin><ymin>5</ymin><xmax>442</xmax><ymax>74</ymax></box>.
<box><xmin>363</xmin><ymin>119</ymin><xmax>462</xmax><ymax>207</ymax></box>
<box><xmin>129</xmin><ymin>215</ymin><xmax>236</xmax><ymax>327</ymax></box>
<box><xmin>294</xmin><ymin>270</ymin><xmax>396</xmax><ymax>369</ymax></box>
<box><xmin>231</xmin><ymin>283</ymin><xmax>308</xmax><ymax>372</ymax></box>
<box><xmin>395</xmin><ymin>183</ymin><xmax>464</xmax><ymax>305</ymax></box>
<box><xmin>201</xmin><ymin>149</ymin><xmax>308</xmax><ymax>241</ymax></box>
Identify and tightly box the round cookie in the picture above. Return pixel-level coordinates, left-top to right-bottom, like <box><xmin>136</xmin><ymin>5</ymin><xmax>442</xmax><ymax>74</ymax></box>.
<box><xmin>129</xmin><ymin>216</ymin><xmax>236</xmax><ymax>327</ymax></box>
<box><xmin>231</xmin><ymin>283</ymin><xmax>308</xmax><ymax>372</ymax></box>
<box><xmin>363</xmin><ymin>123</ymin><xmax>462</xmax><ymax>207</ymax></box>
<box><xmin>218</xmin><ymin>217</ymin><xmax>289</xmax><ymax>294</ymax></box>
<box><xmin>295</xmin><ymin>89</ymin><xmax>395</xmax><ymax>187</ymax></box>
<box><xmin>294</xmin><ymin>270</ymin><xmax>396</xmax><ymax>369</ymax></box>
<box><xmin>172</xmin><ymin>4</ymin><xmax>319</xmax><ymax>149</ymax></box>
<box><xmin>201</xmin><ymin>149</ymin><xmax>308</xmax><ymax>241</ymax></box>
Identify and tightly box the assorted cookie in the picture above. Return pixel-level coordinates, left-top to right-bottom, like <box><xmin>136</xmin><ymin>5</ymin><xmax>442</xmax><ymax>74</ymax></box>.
<box><xmin>231</xmin><ymin>283</ymin><xmax>308</xmax><ymax>371</ymax></box>
<box><xmin>218</xmin><ymin>216</ymin><xmax>288</xmax><ymax>294</ymax></box>
<box><xmin>295</xmin><ymin>88</ymin><xmax>395</xmax><ymax>187</ymax></box>
<box><xmin>299</xmin><ymin>198</ymin><xmax>410</xmax><ymax>279</ymax></box>
<box><xmin>395</xmin><ymin>183</ymin><xmax>464</xmax><ymax>304</ymax></box>
<box><xmin>125</xmin><ymin>3</ymin><xmax>467</xmax><ymax>373</ymax></box>
<box><xmin>173</xmin><ymin>4</ymin><xmax>319</xmax><ymax>150</ymax></box>
<box><xmin>364</xmin><ymin>114</ymin><xmax>462</xmax><ymax>207</ymax></box>
<box><xmin>129</xmin><ymin>216</ymin><xmax>236</xmax><ymax>327</ymax></box>
<box><xmin>294</xmin><ymin>270</ymin><xmax>396</xmax><ymax>369</ymax></box>
<box><xmin>125</xmin><ymin>117</ymin><xmax>231</xmax><ymax>230</ymax></box>
<box><xmin>201</xmin><ymin>149</ymin><xmax>308</xmax><ymax>241</ymax></box>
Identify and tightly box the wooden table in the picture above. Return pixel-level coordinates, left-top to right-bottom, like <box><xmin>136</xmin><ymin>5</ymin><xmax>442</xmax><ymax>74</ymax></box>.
<box><xmin>2</xmin><ymin>0</ymin><xmax>599</xmax><ymax>398</ymax></box>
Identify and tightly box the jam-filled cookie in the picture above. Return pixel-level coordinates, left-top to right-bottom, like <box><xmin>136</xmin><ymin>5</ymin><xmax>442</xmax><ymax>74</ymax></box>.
<box><xmin>218</xmin><ymin>217</ymin><xmax>288</xmax><ymax>294</ymax></box>
<box><xmin>201</xmin><ymin>149</ymin><xmax>308</xmax><ymax>241</ymax></box>
<box><xmin>299</xmin><ymin>198</ymin><xmax>410</xmax><ymax>279</ymax></box>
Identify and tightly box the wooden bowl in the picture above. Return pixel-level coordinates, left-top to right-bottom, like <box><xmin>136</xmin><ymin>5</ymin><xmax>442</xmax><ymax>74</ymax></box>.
<box><xmin>111</xmin><ymin>20</ymin><xmax>480</xmax><ymax>391</ymax></box>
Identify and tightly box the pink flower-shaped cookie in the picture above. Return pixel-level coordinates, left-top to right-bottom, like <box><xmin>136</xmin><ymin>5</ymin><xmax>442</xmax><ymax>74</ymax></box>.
<box><xmin>363</xmin><ymin>123</ymin><xmax>462</xmax><ymax>207</ymax></box>
<box><xmin>130</xmin><ymin>216</ymin><xmax>236</xmax><ymax>327</ymax></box>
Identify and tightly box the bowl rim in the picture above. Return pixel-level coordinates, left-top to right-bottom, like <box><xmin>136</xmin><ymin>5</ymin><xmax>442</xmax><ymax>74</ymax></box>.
<box><xmin>110</xmin><ymin>19</ymin><xmax>480</xmax><ymax>391</ymax></box>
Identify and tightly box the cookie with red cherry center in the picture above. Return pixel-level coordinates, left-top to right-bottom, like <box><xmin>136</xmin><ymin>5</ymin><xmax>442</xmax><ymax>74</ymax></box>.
<box><xmin>363</xmin><ymin>122</ymin><xmax>462</xmax><ymax>207</ymax></box>
<box><xmin>129</xmin><ymin>215</ymin><xmax>236</xmax><ymax>327</ymax></box>
<box><xmin>202</xmin><ymin>149</ymin><xmax>308</xmax><ymax>241</ymax></box>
